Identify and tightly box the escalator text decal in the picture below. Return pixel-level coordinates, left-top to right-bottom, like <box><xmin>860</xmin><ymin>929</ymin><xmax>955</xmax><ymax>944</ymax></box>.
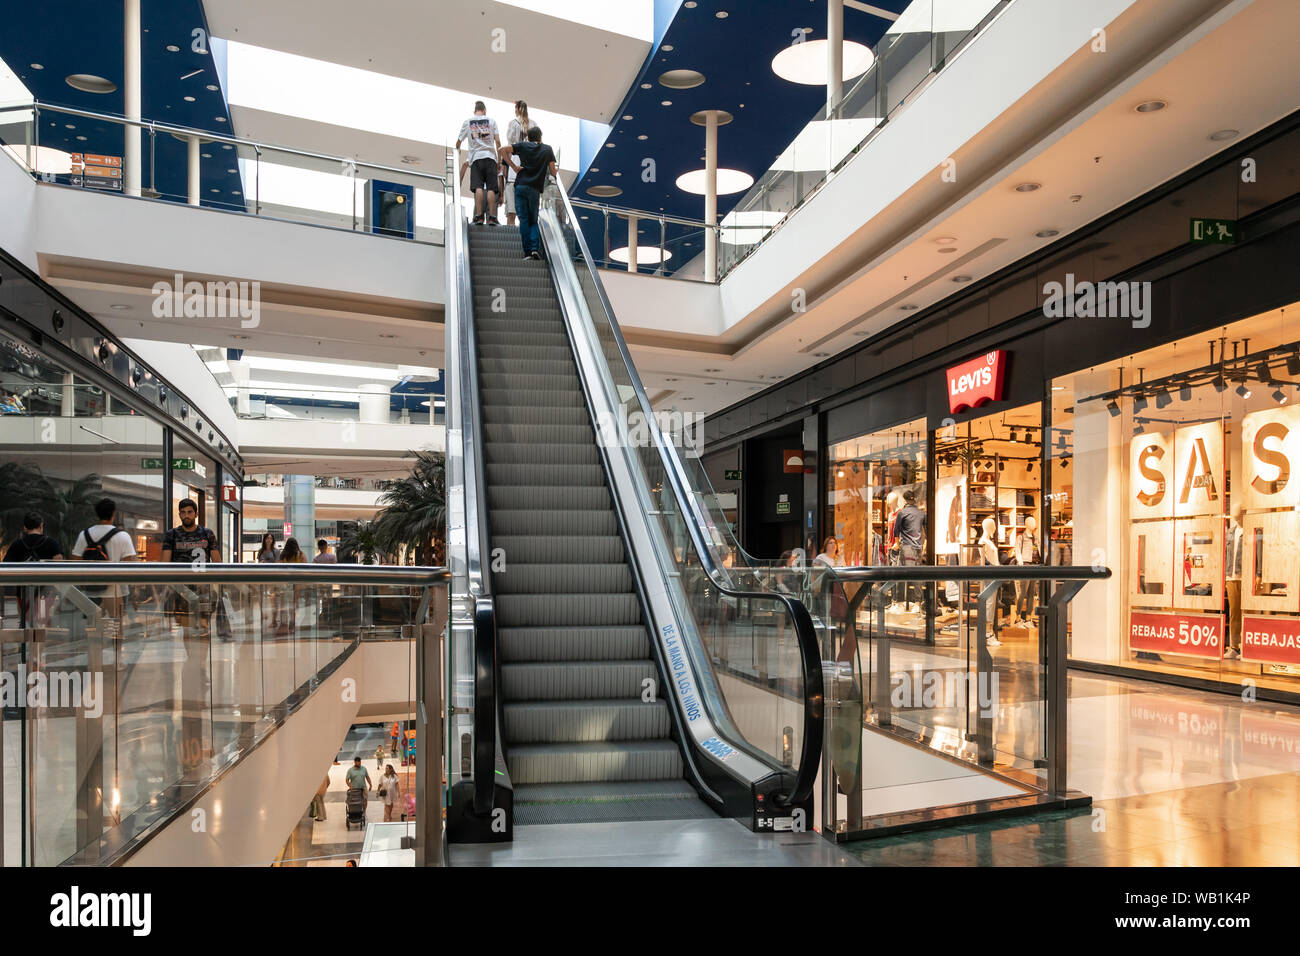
<box><xmin>662</xmin><ymin>625</ymin><xmax>702</xmax><ymax>722</ymax></box>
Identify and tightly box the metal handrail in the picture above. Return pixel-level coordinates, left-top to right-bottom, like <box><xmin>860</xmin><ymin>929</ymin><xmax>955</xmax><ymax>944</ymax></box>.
<box><xmin>0</xmin><ymin>564</ymin><xmax>449</xmax><ymax>585</ymax></box>
<box><xmin>569</xmin><ymin>196</ymin><xmax>718</xmax><ymax>232</ymax></box>
<box><xmin>4</xmin><ymin>100</ymin><xmax>448</xmax><ymax>186</ymax></box>
<box><xmin>824</xmin><ymin>565</ymin><xmax>1110</xmax><ymax>582</ymax></box>
<box><xmin>546</xmin><ymin>177</ymin><xmax>824</xmax><ymax>808</ymax></box>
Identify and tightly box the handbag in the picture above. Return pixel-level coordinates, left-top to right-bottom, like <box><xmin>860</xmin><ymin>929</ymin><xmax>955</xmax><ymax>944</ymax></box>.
<box><xmin>378</xmin><ymin>784</ymin><xmax>388</xmax><ymax>797</ymax></box>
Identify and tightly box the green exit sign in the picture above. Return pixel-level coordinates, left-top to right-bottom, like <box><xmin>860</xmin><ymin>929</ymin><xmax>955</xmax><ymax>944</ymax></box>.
<box><xmin>724</xmin><ymin>469</ymin><xmax>743</xmax><ymax>481</ymax></box>
<box><xmin>1190</xmin><ymin>218</ymin><xmax>1237</xmax><ymax>244</ymax></box>
<box><xmin>776</xmin><ymin>501</ymin><xmax>791</xmax><ymax>515</ymax></box>
<box><xmin>141</xmin><ymin>457</ymin><xmax>196</xmax><ymax>470</ymax></box>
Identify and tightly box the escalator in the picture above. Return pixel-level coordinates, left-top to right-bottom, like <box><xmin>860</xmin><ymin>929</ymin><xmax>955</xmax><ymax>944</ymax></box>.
<box><xmin>443</xmin><ymin>183</ymin><xmax>823</xmax><ymax>842</ymax></box>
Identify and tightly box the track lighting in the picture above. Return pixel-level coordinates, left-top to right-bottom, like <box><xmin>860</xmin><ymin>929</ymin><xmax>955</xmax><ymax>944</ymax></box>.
<box><xmin>1026</xmin><ymin>461</ymin><xmax>1034</xmax><ymax>472</ymax></box>
<box><xmin>1273</xmin><ymin>388</ymin><xmax>1288</xmax><ymax>405</ymax></box>
<box><xmin>1179</xmin><ymin>383</ymin><xmax>1192</xmax><ymax>401</ymax></box>
<box><xmin>1155</xmin><ymin>389</ymin><xmax>1172</xmax><ymax>409</ymax></box>
<box><xmin>1288</xmin><ymin>352</ymin><xmax>1300</xmax><ymax>377</ymax></box>
<box><xmin>1236</xmin><ymin>383</ymin><xmax>1251</xmax><ymax>399</ymax></box>
<box><xmin>1106</xmin><ymin>399</ymin><xmax>1120</xmax><ymax>417</ymax></box>
<box><xmin>997</xmin><ymin>460</ymin><xmax>1005</xmax><ymax>471</ymax></box>
<box><xmin>1133</xmin><ymin>393</ymin><xmax>1148</xmax><ymax>413</ymax></box>
<box><xmin>1213</xmin><ymin>375</ymin><xmax>1227</xmax><ymax>393</ymax></box>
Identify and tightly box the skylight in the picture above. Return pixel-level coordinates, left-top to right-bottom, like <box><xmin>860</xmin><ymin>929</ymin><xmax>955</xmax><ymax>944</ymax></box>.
<box><xmin>219</xmin><ymin>40</ymin><xmax>579</xmax><ymax>163</ymax></box>
<box><xmin>494</xmin><ymin>0</ymin><xmax>654</xmax><ymax>42</ymax></box>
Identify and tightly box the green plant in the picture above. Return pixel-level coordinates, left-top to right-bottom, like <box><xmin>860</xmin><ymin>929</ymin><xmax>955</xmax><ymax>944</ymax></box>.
<box><xmin>340</xmin><ymin>519</ymin><xmax>385</xmax><ymax>565</ymax></box>
<box><xmin>0</xmin><ymin>461</ymin><xmax>102</xmax><ymax>554</ymax></box>
<box><xmin>373</xmin><ymin>449</ymin><xmax>446</xmax><ymax>566</ymax></box>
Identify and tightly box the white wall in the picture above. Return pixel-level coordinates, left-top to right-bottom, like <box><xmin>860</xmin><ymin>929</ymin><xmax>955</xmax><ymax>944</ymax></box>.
<box><xmin>599</xmin><ymin>268</ymin><xmax>724</xmax><ymax>338</ymax></box>
<box><xmin>238</xmin><ymin>416</ymin><xmax>444</xmax><ymax>454</ymax></box>
<box><xmin>122</xmin><ymin>337</ymin><xmax>240</xmax><ymax>446</ymax></box>
<box><xmin>0</xmin><ymin>146</ymin><xmax>37</xmax><ymax>270</ymax></box>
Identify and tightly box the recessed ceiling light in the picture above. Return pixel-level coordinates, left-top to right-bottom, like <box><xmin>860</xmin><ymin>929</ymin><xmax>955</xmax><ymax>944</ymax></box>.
<box><xmin>1208</xmin><ymin>129</ymin><xmax>1239</xmax><ymax>141</ymax></box>
<box><xmin>1135</xmin><ymin>99</ymin><xmax>1167</xmax><ymax>113</ymax></box>
<box><xmin>813</xmin><ymin>353</ymin><xmax>830</xmax><ymax>358</ymax></box>
<box><xmin>378</xmin><ymin>333</ymin><xmax>397</xmax><ymax>339</ymax></box>
<box><xmin>222</xmin><ymin>144</ymin><xmax>232</xmax><ymax>150</ymax></box>
<box><xmin>589</xmin><ymin>167</ymin><xmax>599</xmax><ymax>173</ymax></box>
<box><xmin>587</xmin><ymin>185</ymin><xmax>623</xmax><ymax>198</ymax></box>
<box><xmin>684</xmin><ymin>1</ymin><xmax>697</xmax><ymax>7</ymax></box>
<box><xmin>65</xmin><ymin>124</ymin><xmax>76</xmax><ymax>129</ymax></box>
<box><xmin>952</xmin><ymin>275</ymin><xmax>973</xmax><ymax>283</ymax></box>
<box><xmin>853</xmin><ymin>331</ymin><xmax>870</xmax><ymax>336</ymax></box>
<box><xmin>210</xmin><ymin>187</ymin><xmax>220</xmax><ymax>193</ymax></box>
<box><xmin>1015</xmin><ymin>182</ymin><xmax>1041</xmax><ymax>192</ymax></box>
<box><xmin>937</xmin><ymin>247</ymin><xmax>957</xmax><ymax>254</ymax></box>
<box><xmin>932</xmin><ymin>236</ymin><xmax>956</xmax><ymax>244</ymax></box>
<box><xmin>715</xmin><ymin>10</ymin><xmax>728</xmax><ymax>17</ymax></box>
<box><xmin>231</xmin><ymin>334</ymin><xmax>250</xmax><ymax>341</ymax></box>
<box><xmin>232</xmin><ymin>190</ymin><xmax>241</xmax><ymax>196</ymax></box>
<box><xmin>606</xmin><ymin>142</ymin><xmax>616</xmax><ymax>148</ymax></box>
<box><xmin>206</xmin><ymin>84</ymin><xmax>219</xmax><ymax>91</ymax></box>
<box><xmin>201</xmin><ymin>152</ymin><xmax>212</xmax><ymax>158</ymax></box>
<box><xmin>612</xmin><ymin>171</ymin><xmax>622</xmax><ymax>176</ymax></box>
<box><xmin>76</xmin><ymin>135</ymin><xmax>87</xmax><ymax>141</ymax></box>
<box><xmin>705</xmin><ymin>368</ymin><xmax>721</xmax><ymax>372</ymax></box>
<box><xmin>109</xmin><ymin>304</ymin><xmax>130</xmax><ymax>311</ymax></box>
<box><xmin>30</xmin><ymin>63</ymin><xmax>43</xmax><ymax>70</ymax></box>
<box><xmin>676</xmin><ymin>168</ymin><xmax>754</xmax><ymax>195</ymax></box>
<box><xmin>640</xmin><ymin>82</ymin><xmax>652</xmax><ymax>89</ymax></box>
<box><xmin>637</xmin><ymin>134</ymin><xmax>648</xmax><ymax>140</ymax></box>
<box><xmin>183</xmin><ymin>95</ymin><xmax>195</xmax><ymax>102</ymax></box>
<box><xmin>214</xmin><ymin>116</ymin><xmax>226</xmax><ymax>123</ymax></box>
<box><xmin>166</xmin><ymin>45</ymin><xmax>181</xmax><ymax>52</ymax></box>
<box><xmin>622</xmin><ymin>114</ymin><xmax>633</xmax><ymax>120</ymax></box>
<box><xmin>659</xmin><ymin>69</ymin><xmax>705</xmax><ymax>89</ymax></box>
<box><xmin>227</xmin><ymin>168</ymin><xmax>238</xmax><ymax>174</ymax></box>
<box><xmin>665</xmin><ymin>378</ymin><xmax>679</xmax><ymax>382</ymax></box>
<box><xmin>1035</xmin><ymin>229</ymin><xmax>1059</xmax><ymax>238</ymax></box>
<box><xmin>662</xmin><ymin>44</ymin><xmax>674</xmax><ymax>52</ymax></box>
<box><xmin>704</xmin><ymin>381</ymin><xmax>717</xmax><ymax>385</ymax></box>
<box><xmin>660</xmin><ymin>99</ymin><xmax>673</xmax><ymax>106</ymax></box>
<box><xmin>900</xmin><ymin>304</ymin><xmax>918</xmax><ymax>311</ymax></box>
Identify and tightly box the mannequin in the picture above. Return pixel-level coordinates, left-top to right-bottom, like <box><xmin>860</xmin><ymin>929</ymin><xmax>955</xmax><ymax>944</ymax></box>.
<box><xmin>884</xmin><ymin>490</ymin><xmax>903</xmax><ymax>611</ymax></box>
<box><xmin>978</xmin><ymin>517</ymin><xmax>1001</xmax><ymax>647</ymax></box>
<box><xmin>1224</xmin><ymin>505</ymin><xmax>1244</xmax><ymax>660</ymax></box>
<box><xmin>1013</xmin><ymin>515</ymin><xmax>1041</xmax><ymax>626</ymax></box>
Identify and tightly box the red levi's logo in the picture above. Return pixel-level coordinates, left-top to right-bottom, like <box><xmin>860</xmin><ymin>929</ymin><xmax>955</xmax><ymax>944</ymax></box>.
<box><xmin>946</xmin><ymin>351</ymin><xmax>1007</xmax><ymax>414</ymax></box>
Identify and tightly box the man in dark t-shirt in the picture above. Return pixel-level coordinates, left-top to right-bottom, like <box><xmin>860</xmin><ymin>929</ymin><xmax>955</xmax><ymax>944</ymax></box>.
<box><xmin>501</xmin><ymin>126</ymin><xmax>558</xmax><ymax>259</ymax></box>
<box><xmin>3</xmin><ymin>511</ymin><xmax>63</xmax><ymax>626</ymax></box>
<box><xmin>161</xmin><ymin>498</ymin><xmax>220</xmax><ymax>565</ymax></box>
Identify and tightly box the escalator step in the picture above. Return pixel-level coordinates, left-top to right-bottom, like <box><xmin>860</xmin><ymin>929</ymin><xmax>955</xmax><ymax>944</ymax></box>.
<box><xmin>481</xmin><ymin>404</ymin><xmax>590</xmax><ymax>426</ymax></box>
<box><xmin>496</xmin><ymin>591</ymin><xmax>640</xmax><ymax>626</ymax></box>
<box><xmin>503</xmin><ymin>698</ymin><xmax>669</xmax><ymax>744</ymax></box>
<box><xmin>487</xmin><ymin>484</ymin><xmax>611</xmax><ymax>512</ymax></box>
<box><xmin>498</xmin><ymin>625</ymin><xmax>650</xmax><ymax>662</ymax></box>
<box><xmin>484</xmin><ymin>442</ymin><xmax>600</xmax><ymax>466</ymax></box>
<box><xmin>506</xmin><ymin>740</ymin><xmax>683</xmax><ymax>784</ymax></box>
<box><xmin>480</xmin><ymin>388</ymin><xmax>584</xmax><ymax>408</ymax></box>
<box><xmin>493</xmin><ymin>562</ymin><xmax>632</xmax><ymax>595</ymax></box>
<box><xmin>501</xmin><ymin>659</ymin><xmax>655</xmax><ymax>699</ymax></box>
<box><xmin>511</xmin><ymin>780</ymin><xmax>710</xmax><ymax>825</ymax></box>
<box><xmin>486</xmin><ymin>464</ymin><xmax>606</xmax><ymax>488</ymax></box>
<box><xmin>489</xmin><ymin>509</ymin><xmax>617</xmax><ymax>537</ymax></box>
<box><xmin>488</xmin><ymin>534</ymin><xmax>623</xmax><ymax>565</ymax></box>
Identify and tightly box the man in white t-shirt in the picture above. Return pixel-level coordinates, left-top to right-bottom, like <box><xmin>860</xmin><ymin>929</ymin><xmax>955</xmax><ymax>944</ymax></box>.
<box><xmin>71</xmin><ymin>497</ymin><xmax>137</xmax><ymax>615</ymax></box>
<box><xmin>455</xmin><ymin>100</ymin><xmax>501</xmax><ymax>225</ymax></box>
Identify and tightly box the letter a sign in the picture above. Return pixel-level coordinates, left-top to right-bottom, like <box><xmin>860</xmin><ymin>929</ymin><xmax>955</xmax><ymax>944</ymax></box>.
<box><xmin>946</xmin><ymin>351</ymin><xmax>1007</xmax><ymax>414</ymax></box>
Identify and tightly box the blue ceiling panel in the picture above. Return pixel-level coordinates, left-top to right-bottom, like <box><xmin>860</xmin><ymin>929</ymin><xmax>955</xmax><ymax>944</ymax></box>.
<box><xmin>0</xmin><ymin>0</ymin><xmax>242</xmax><ymax>209</ymax></box>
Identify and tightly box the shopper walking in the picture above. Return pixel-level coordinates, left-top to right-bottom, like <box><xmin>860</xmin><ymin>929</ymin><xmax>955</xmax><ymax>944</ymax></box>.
<box><xmin>500</xmin><ymin>126</ymin><xmax>557</xmax><ymax>260</ymax></box>
<box><xmin>379</xmin><ymin>764</ymin><xmax>401</xmax><ymax>822</ymax></box>
<box><xmin>312</xmin><ymin>773</ymin><xmax>330</xmax><ymax>822</ymax></box>
<box><xmin>345</xmin><ymin>756</ymin><xmax>372</xmax><ymax>813</ymax></box>
<box><xmin>312</xmin><ymin>539</ymin><xmax>337</xmax><ymax>564</ymax></box>
<box><xmin>4</xmin><ymin>511</ymin><xmax>63</xmax><ymax>628</ymax></box>
<box><xmin>502</xmin><ymin>100</ymin><xmax>536</xmax><ymax>227</ymax></box>
<box><xmin>280</xmin><ymin>538</ymin><xmax>305</xmax><ymax>563</ymax></box>
<box><xmin>455</xmin><ymin>100</ymin><xmax>502</xmax><ymax>225</ymax></box>
<box><xmin>892</xmin><ymin>489</ymin><xmax>927</xmax><ymax>611</ymax></box>
<box><xmin>256</xmin><ymin>532</ymin><xmax>280</xmax><ymax>562</ymax></box>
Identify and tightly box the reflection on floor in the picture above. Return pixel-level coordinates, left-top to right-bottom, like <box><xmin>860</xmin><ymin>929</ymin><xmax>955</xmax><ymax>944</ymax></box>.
<box><xmin>846</xmin><ymin>671</ymin><xmax>1300</xmax><ymax>865</ymax></box>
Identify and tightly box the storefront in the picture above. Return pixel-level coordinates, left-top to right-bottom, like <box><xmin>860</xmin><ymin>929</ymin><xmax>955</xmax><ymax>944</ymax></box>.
<box><xmin>702</xmin><ymin>110</ymin><xmax>1300</xmax><ymax>701</ymax></box>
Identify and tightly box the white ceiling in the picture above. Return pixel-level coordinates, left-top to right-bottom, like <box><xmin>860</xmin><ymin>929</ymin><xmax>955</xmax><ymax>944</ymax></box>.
<box><xmin>203</xmin><ymin>0</ymin><xmax>651</xmax><ymax>123</ymax></box>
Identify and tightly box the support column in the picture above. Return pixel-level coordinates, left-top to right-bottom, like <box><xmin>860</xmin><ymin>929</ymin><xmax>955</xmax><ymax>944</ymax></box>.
<box><xmin>123</xmin><ymin>0</ymin><xmax>142</xmax><ymax>197</ymax></box>
<box><xmin>61</xmin><ymin>372</ymin><xmax>75</xmax><ymax>417</ymax></box>
<box><xmin>626</xmin><ymin>214</ymin><xmax>638</xmax><ymax>272</ymax></box>
<box><xmin>827</xmin><ymin>0</ymin><xmax>844</xmax><ymax>118</ymax></box>
<box><xmin>283</xmin><ymin>475</ymin><xmax>316</xmax><ymax>548</ymax></box>
<box><xmin>704</xmin><ymin>111</ymin><xmax>718</xmax><ymax>283</ymax></box>
<box><xmin>187</xmin><ymin>136</ymin><xmax>201</xmax><ymax>205</ymax></box>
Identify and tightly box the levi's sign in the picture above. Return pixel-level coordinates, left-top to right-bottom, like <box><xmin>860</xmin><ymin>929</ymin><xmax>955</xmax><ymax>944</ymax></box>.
<box><xmin>946</xmin><ymin>351</ymin><xmax>1007</xmax><ymax>414</ymax></box>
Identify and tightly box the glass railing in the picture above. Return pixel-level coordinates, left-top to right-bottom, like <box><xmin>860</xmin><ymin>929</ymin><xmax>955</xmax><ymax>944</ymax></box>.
<box><xmin>717</xmin><ymin>0</ymin><xmax>1010</xmax><ymax>278</ymax></box>
<box><xmin>812</xmin><ymin>564</ymin><xmax>1106</xmax><ymax>837</ymax></box>
<box><xmin>227</xmin><ymin>385</ymin><xmax>445</xmax><ymax>426</ymax></box>
<box><xmin>0</xmin><ymin>563</ymin><xmax>447</xmax><ymax>866</ymax></box>
<box><xmin>567</xmin><ymin>198</ymin><xmax>720</xmax><ymax>282</ymax></box>
<box><xmin>541</xmin><ymin>180</ymin><xmax>822</xmax><ymax>803</ymax></box>
<box><xmin>0</xmin><ymin>102</ymin><xmax>451</xmax><ymax>242</ymax></box>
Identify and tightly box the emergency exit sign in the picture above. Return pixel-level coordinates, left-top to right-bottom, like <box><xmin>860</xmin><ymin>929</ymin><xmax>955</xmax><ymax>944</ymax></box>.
<box><xmin>1190</xmin><ymin>218</ymin><xmax>1237</xmax><ymax>244</ymax></box>
<box><xmin>724</xmin><ymin>469</ymin><xmax>743</xmax><ymax>481</ymax></box>
<box><xmin>141</xmin><ymin>457</ymin><xmax>196</xmax><ymax>470</ymax></box>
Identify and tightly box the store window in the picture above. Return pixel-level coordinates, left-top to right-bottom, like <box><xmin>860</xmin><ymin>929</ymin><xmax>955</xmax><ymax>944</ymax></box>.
<box><xmin>1055</xmin><ymin>302</ymin><xmax>1300</xmax><ymax>694</ymax></box>
<box><xmin>826</xmin><ymin>418</ymin><xmax>928</xmax><ymax>568</ymax></box>
<box><xmin>171</xmin><ymin>436</ymin><xmax>217</xmax><ymax>544</ymax></box>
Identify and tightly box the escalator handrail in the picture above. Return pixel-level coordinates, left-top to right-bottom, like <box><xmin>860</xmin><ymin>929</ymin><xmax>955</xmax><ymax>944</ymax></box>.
<box><xmin>544</xmin><ymin>181</ymin><xmax>824</xmax><ymax>807</ymax></box>
<box><xmin>446</xmin><ymin>198</ymin><xmax>499</xmax><ymax>814</ymax></box>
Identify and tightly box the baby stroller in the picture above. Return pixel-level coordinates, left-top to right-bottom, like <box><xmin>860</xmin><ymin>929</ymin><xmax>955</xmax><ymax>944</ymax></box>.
<box><xmin>345</xmin><ymin>787</ymin><xmax>366</xmax><ymax>830</ymax></box>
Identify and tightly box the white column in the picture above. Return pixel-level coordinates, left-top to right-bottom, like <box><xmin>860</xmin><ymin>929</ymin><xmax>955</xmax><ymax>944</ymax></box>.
<box><xmin>626</xmin><ymin>214</ymin><xmax>638</xmax><ymax>272</ymax></box>
<box><xmin>827</xmin><ymin>0</ymin><xmax>844</xmax><ymax>118</ymax></box>
<box><xmin>704</xmin><ymin>111</ymin><xmax>718</xmax><ymax>283</ymax></box>
<box><xmin>359</xmin><ymin>384</ymin><xmax>389</xmax><ymax>424</ymax></box>
<box><xmin>123</xmin><ymin>0</ymin><xmax>142</xmax><ymax>197</ymax></box>
<box><xmin>61</xmin><ymin>372</ymin><xmax>75</xmax><ymax>417</ymax></box>
<box><xmin>187</xmin><ymin>136</ymin><xmax>201</xmax><ymax>205</ymax></box>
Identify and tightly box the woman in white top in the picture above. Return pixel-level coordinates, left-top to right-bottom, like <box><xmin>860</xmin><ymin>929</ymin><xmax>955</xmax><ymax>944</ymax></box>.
<box><xmin>813</xmin><ymin>536</ymin><xmax>843</xmax><ymax>568</ymax></box>
<box><xmin>379</xmin><ymin>764</ymin><xmax>401</xmax><ymax>821</ymax></box>
<box><xmin>503</xmin><ymin>100</ymin><xmax>536</xmax><ymax>227</ymax></box>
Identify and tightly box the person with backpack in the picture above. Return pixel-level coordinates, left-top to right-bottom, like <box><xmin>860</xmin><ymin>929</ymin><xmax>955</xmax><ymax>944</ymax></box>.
<box><xmin>71</xmin><ymin>498</ymin><xmax>137</xmax><ymax>619</ymax></box>
<box><xmin>3</xmin><ymin>511</ymin><xmax>64</xmax><ymax>627</ymax></box>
